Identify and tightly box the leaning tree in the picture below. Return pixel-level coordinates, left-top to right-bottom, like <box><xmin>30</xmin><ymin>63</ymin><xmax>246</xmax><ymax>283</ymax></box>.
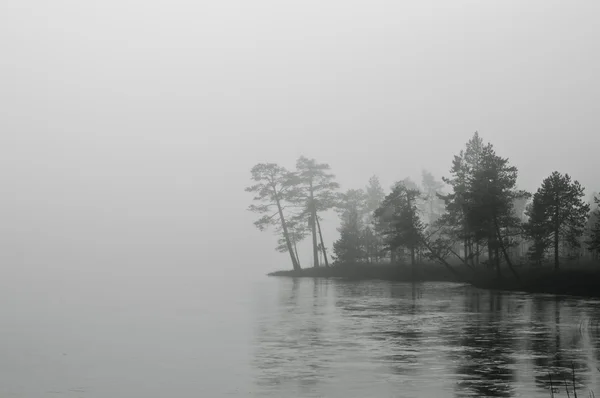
<box><xmin>246</xmin><ymin>163</ymin><xmax>302</xmax><ymax>270</ymax></box>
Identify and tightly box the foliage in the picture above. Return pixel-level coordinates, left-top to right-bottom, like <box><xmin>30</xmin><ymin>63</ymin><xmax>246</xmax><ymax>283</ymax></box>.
<box><xmin>247</xmin><ymin>139</ymin><xmax>597</xmax><ymax>280</ymax></box>
<box><xmin>421</xmin><ymin>169</ymin><xmax>445</xmax><ymax>225</ymax></box>
<box><xmin>294</xmin><ymin>156</ymin><xmax>340</xmax><ymax>267</ymax></box>
<box><xmin>374</xmin><ymin>184</ymin><xmax>425</xmax><ymax>266</ymax></box>
<box><xmin>438</xmin><ymin>132</ymin><xmax>529</xmax><ymax>276</ymax></box>
<box><xmin>524</xmin><ymin>172</ymin><xmax>590</xmax><ymax>269</ymax></box>
<box><xmin>365</xmin><ymin>175</ymin><xmax>385</xmax><ymax>222</ymax></box>
<box><xmin>336</xmin><ymin>188</ymin><xmax>368</xmax><ymax>225</ymax></box>
<box><xmin>586</xmin><ymin>195</ymin><xmax>600</xmax><ymax>255</ymax></box>
<box><xmin>333</xmin><ymin>205</ymin><xmax>365</xmax><ymax>265</ymax></box>
<box><xmin>245</xmin><ymin>163</ymin><xmax>303</xmax><ymax>270</ymax></box>
<box><xmin>275</xmin><ymin>220</ymin><xmax>308</xmax><ymax>263</ymax></box>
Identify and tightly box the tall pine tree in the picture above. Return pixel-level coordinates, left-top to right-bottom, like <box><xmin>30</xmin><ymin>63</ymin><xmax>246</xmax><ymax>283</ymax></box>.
<box><xmin>294</xmin><ymin>156</ymin><xmax>339</xmax><ymax>267</ymax></box>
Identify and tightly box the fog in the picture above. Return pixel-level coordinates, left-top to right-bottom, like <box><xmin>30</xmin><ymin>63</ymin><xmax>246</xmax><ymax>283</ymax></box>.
<box><xmin>2</xmin><ymin>0</ymin><xmax>599</xmax><ymax>279</ymax></box>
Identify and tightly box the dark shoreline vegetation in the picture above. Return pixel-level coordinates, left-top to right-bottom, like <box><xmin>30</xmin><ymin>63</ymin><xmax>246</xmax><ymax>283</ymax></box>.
<box><xmin>247</xmin><ymin>132</ymin><xmax>600</xmax><ymax>299</ymax></box>
<box><xmin>267</xmin><ymin>262</ymin><xmax>600</xmax><ymax>298</ymax></box>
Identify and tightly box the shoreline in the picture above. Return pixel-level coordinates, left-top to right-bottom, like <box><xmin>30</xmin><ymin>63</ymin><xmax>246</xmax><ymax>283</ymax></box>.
<box><xmin>267</xmin><ymin>263</ymin><xmax>600</xmax><ymax>299</ymax></box>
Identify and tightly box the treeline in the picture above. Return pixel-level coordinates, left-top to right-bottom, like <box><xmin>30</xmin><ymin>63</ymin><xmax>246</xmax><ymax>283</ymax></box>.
<box><xmin>246</xmin><ymin>132</ymin><xmax>600</xmax><ymax>275</ymax></box>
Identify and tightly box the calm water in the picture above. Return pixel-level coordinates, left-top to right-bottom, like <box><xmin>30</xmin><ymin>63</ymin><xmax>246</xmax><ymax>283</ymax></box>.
<box><xmin>1</xmin><ymin>271</ymin><xmax>600</xmax><ymax>397</ymax></box>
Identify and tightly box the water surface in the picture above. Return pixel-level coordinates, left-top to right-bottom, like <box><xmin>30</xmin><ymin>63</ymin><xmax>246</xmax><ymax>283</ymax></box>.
<box><xmin>1</xmin><ymin>271</ymin><xmax>599</xmax><ymax>397</ymax></box>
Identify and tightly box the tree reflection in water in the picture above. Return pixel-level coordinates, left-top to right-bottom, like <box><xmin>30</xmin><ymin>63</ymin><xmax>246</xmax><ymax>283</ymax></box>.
<box><xmin>252</xmin><ymin>278</ymin><xmax>600</xmax><ymax>398</ymax></box>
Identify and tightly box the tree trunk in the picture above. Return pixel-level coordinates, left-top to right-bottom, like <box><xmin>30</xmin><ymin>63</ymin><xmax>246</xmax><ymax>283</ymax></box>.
<box><xmin>554</xmin><ymin>191</ymin><xmax>560</xmax><ymax>271</ymax></box>
<box><xmin>467</xmin><ymin>238</ymin><xmax>473</xmax><ymax>267</ymax></box>
<box><xmin>293</xmin><ymin>238</ymin><xmax>301</xmax><ymax>268</ymax></box>
<box><xmin>494</xmin><ymin>216</ymin><xmax>519</xmax><ymax>280</ymax></box>
<box><xmin>310</xmin><ymin>187</ymin><xmax>319</xmax><ymax>267</ymax></box>
<box><xmin>495</xmin><ymin>246</ymin><xmax>501</xmax><ymax>278</ymax></box>
<box><xmin>275</xmin><ymin>194</ymin><xmax>300</xmax><ymax>271</ymax></box>
<box><xmin>410</xmin><ymin>246</ymin><xmax>416</xmax><ymax>280</ymax></box>
<box><xmin>420</xmin><ymin>237</ymin><xmax>465</xmax><ymax>281</ymax></box>
<box><xmin>554</xmin><ymin>197</ymin><xmax>560</xmax><ymax>271</ymax></box>
<box><xmin>315</xmin><ymin>214</ymin><xmax>329</xmax><ymax>267</ymax></box>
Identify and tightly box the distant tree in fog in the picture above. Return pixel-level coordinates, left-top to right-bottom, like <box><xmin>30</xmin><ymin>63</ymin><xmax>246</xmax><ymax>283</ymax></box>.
<box><xmin>586</xmin><ymin>195</ymin><xmax>600</xmax><ymax>257</ymax></box>
<box><xmin>246</xmin><ymin>163</ymin><xmax>302</xmax><ymax>271</ymax></box>
<box><xmin>364</xmin><ymin>175</ymin><xmax>385</xmax><ymax>222</ymax></box>
<box><xmin>364</xmin><ymin>175</ymin><xmax>386</xmax><ymax>262</ymax></box>
<box><xmin>294</xmin><ymin>156</ymin><xmax>339</xmax><ymax>267</ymax></box>
<box><xmin>336</xmin><ymin>189</ymin><xmax>368</xmax><ymax>224</ymax></box>
<box><xmin>421</xmin><ymin>169</ymin><xmax>445</xmax><ymax>225</ymax></box>
<box><xmin>524</xmin><ymin>172</ymin><xmax>590</xmax><ymax>270</ymax></box>
<box><xmin>333</xmin><ymin>204</ymin><xmax>365</xmax><ymax>265</ymax></box>
<box><xmin>391</xmin><ymin>177</ymin><xmax>419</xmax><ymax>192</ymax></box>
<box><xmin>333</xmin><ymin>188</ymin><xmax>369</xmax><ymax>265</ymax></box>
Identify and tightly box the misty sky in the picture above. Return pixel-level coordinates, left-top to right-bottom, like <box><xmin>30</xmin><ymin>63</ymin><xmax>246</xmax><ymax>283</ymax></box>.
<box><xmin>2</xmin><ymin>0</ymin><xmax>599</xmax><ymax>275</ymax></box>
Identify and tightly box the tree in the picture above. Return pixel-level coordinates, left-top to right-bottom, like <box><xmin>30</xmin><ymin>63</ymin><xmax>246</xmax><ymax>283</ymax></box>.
<box><xmin>441</xmin><ymin>132</ymin><xmax>486</xmax><ymax>268</ymax></box>
<box><xmin>524</xmin><ymin>200</ymin><xmax>549</xmax><ymax>265</ymax></box>
<box><xmin>333</xmin><ymin>205</ymin><xmax>365</xmax><ymax>265</ymax></box>
<box><xmin>586</xmin><ymin>195</ymin><xmax>600</xmax><ymax>257</ymax></box>
<box><xmin>421</xmin><ymin>169</ymin><xmax>445</xmax><ymax>225</ymax></box>
<box><xmin>391</xmin><ymin>177</ymin><xmax>419</xmax><ymax>192</ymax></box>
<box><xmin>333</xmin><ymin>189</ymin><xmax>368</xmax><ymax>265</ymax></box>
<box><xmin>246</xmin><ymin>163</ymin><xmax>302</xmax><ymax>270</ymax></box>
<box><xmin>365</xmin><ymin>175</ymin><xmax>385</xmax><ymax>222</ymax></box>
<box><xmin>374</xmin><ymin>184</ymin><xmax>425</xmax><ymax>269</ymax></box>
<box><xmin>361</xmin><ymin>226</ymin><xmax>378</xmax><ymax>264</ymax></box>
<box><xmin>441</xmin><ymin>132</ymin><xmax>528</xmax><ymax>278</ymax></box>
<box><xmin>524</xmin><ymin>172</ymin><xmax>590</xmax><ymax>270</ymax></box>
<box><xmin>294</xmin><ymin>156</ymin><xmax>340</xmax><ymax>267</ymax></box>
<box><xmin>511</xmin><ymin>196</ymin><xmax>530</xmax><ymax>259</ymax></box>
<box><xmin>364</xmin><ymin>175</ymin><xmax>386</xmax><ymax>263</ymax></box>
<box><xmin>275</xmin><ymin>220</ymin><xmax>308</xmax><ymax>267</ymax></box>
<box><xmin>336</xmin><ymin>189</ymin><xmax>368</xmax><ymax>225</ymax></box>
<box><xmin>466</xmin><ymin>144</ymin><xmax>529</xmax><ymax>277</ymax></box>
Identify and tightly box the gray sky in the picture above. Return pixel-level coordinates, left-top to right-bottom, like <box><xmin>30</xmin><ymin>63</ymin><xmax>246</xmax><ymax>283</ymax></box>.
<box><xmin>2</xmin><ymin>0</ymin><xmax>599</xmax><ymax>275</ymax></box>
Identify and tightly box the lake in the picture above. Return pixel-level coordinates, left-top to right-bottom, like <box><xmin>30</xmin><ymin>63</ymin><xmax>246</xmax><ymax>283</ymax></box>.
<box><xmin>1</xmin><ymin>271</ymin><xmax>599</xmax><ymax>397</ymax></box>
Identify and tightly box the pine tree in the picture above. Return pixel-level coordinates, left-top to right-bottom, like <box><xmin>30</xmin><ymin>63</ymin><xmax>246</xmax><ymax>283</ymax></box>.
<box><xmin>332</xmin><ymin>206</ymin><xmax>365</xmax><ymax>265</ymax></box>
<box><xmin>440</xmin><ymin>132</ymin><xmax>528</xmax><ymax>277</ymax></box>
<box><xmin>586</xmin><ymin>195</ymin><xmax>600</xmax><ymax>257</ymax></box>
<box><xmin>246</xmin><ymin>163</ymin><xmax>302</xmax><ymax>270</ymax></box>
<box><xmin>361</xmin><ymin>226</ymin><xmax>378</xmax><ymax>264</ymax></box>
<box><xmin>336</xmin><ymin>188</ymin><xmax>368</xmax><ymax>225</ymax></box>
<box><xmin>441</xmin><ymin>132</ymin><xmax>486</xmax><ymax>267</ymax></box>
<box><xmin>274</xmin><ymin>220</ymin><xmax>308</xmax><ymax>267</ymax></box>
<box><xmin>374</xmin><ymin>184</ymin><xmax>425</xmax><ymax>269</ymax></box>
<box><xmin>294</xmin><ymin>156</ymin><xmax>339</xmax><ymax>267</ymax></box>
<box><xmin>524</xmin><ymin>172</ymin><xmax>590</xmax><ymax>270</ymax></box>
<box><xmin>523</xmin><ymin>199</ymin><xmax>549</xmax><ymax>265</ymax></box>
<box><xmin>364</xmin><ymin>175</ymin><xmax>386</xmax><ymax>262</ymax></box>
<box><xmin>333</xmin><ymin>188</ymin><xmax>368</xmax><ymax>265</ymax></box>
<box><xmin>365</xmin><ymin>175</ymin><xmax>385</xmax><ymax>222</ymax></box>
<box><xmin>466</xmin><ymin>144</ymin><xmax>529</xmax><ymax>277</ymax></box>
<box><xmin>421</xmin><ymin>169</ymin><xmax>445</xmax><ymax>225</ymax></box>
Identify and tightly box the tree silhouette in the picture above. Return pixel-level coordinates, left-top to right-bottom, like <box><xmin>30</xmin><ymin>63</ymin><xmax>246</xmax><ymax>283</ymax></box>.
<box><xmin>246</xmin><ymin>163</ymin><xmax>302</xmax><ymax>270</ymax></box>
<box><xmin>524</xmin><ymin>172</ymin><xmax>590</xmax><ymax>270</ymax></box>
<box><xmin>294</xmin><ymin>156</ymin><xmax>339</xmax><ymax>267</ymax></box>
<box><xmin>586</xmin><ymin>195</ymin><xmax>600</xmax><ymax>257</ymax></box>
